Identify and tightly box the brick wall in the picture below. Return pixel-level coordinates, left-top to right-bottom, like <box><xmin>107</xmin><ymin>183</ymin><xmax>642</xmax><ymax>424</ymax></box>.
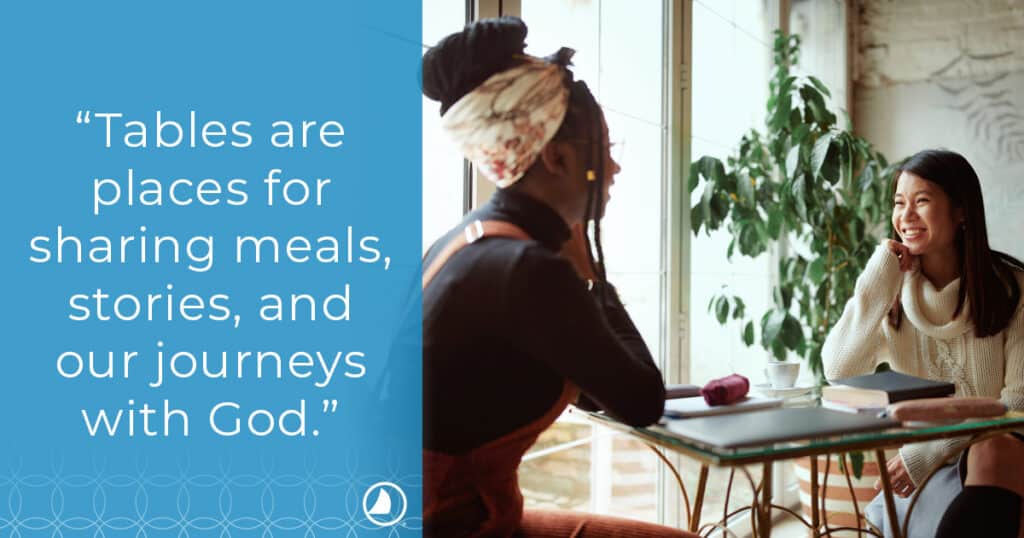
<box><xmin>854</xmin><ymin>0</ymin><xmax>1024</xmax><ymax>258</ymax></box>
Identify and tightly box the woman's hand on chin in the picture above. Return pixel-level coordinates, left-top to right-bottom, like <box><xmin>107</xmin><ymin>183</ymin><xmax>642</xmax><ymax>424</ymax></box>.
<box><xmin>885</xmin><ymin>239</ymin><xmax>918</xmax><ymax>272</ymax></box>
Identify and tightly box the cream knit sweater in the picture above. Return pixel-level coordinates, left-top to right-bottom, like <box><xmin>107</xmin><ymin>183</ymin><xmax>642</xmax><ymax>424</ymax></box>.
<box><xmin>822</xmin><ymin>244</ymin><xmax>1024</xmax><ymax>486</ymax></box>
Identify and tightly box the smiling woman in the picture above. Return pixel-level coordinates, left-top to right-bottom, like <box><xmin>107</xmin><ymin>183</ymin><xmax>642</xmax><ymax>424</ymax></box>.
<box><xmin>823</xmin><ymin>149</ymin><xmax>1024</xmax><ymax>537</ymax></box>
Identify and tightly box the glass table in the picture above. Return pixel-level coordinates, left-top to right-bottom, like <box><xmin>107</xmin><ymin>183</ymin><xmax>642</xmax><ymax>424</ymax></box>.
<box><xmin>582</xmin><ymin>406</ymin><xmax>1024</xmax><ymax>538</ymax></box>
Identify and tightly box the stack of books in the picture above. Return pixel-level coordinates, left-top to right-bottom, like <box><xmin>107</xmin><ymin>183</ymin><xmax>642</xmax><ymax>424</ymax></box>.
<box><xmin>822</xmin><ymin>370</ymin><xmax>955</xmax><ymax>415</ymax></box>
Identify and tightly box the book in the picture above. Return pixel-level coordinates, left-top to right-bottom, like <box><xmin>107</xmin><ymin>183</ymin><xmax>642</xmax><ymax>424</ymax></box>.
<box><xmin>663</xmin><ymin>395</ymin><xmax>782</xmax><ymax>418</ymax></box>
<box><xmin>820</xmin><ymin>398</ymin><xmax>887</xmax><ymax>416</ymax></box>
<box><xmin>823</xmin><ymin>370</ymin><xmax>955</xmax><ymax>407</ymax></box>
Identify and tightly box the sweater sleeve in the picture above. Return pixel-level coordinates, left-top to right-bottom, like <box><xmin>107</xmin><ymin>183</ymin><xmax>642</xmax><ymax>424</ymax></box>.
<box><xmin>899</xmin><ymin>439</ymin><xmax>964</xmax><ymax>487</ymax></box>
<box><xmin>573</xmin><ymin>281</ymin><xmax>654</xmax><ymax>412</ymax></box>
<box><xmin>822</xmin><ymin>244</ymin><xmax>904</xmax><ymax>381</ymax></box>
<box><xmin>506</xmin><ymin>250</ymin><xmax>665</xmax><ymax>427</ymax></box>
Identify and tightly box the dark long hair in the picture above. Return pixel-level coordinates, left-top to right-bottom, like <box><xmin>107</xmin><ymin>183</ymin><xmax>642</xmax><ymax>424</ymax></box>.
<box><xmin>889</xmin><ymin>149</ymin><xmax>1023</xmax><ymax>337</ymax></box>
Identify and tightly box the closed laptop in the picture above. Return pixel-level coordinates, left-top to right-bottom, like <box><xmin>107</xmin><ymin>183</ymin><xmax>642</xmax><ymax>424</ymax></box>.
<box><xmin>663</xmin><ymin>407</ymin><xmax>899</xmax><ymax>449</ymax></box>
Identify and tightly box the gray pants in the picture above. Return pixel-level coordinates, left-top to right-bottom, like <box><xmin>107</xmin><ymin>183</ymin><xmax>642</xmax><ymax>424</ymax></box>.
<box><xmin>864</xmin><ymin>456</ymin><xmax>963</xmax><ymax>538</ymax></box>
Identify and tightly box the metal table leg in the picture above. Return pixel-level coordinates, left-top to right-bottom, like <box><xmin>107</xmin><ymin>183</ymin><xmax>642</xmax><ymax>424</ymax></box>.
<box><xmin>874</xmin><ymin>449</ymin><xmax>903</xmax><ymax>538</ymax></box>
<box><xmin>690</xmin><ymin>464</ymin><xmax>709</xmax><ymax>533</ymax></box>
<box><xmin>759</xmin><ymin>462</ymin><xmax>773</xmax><ymax>538</ymax></box>
<box><xmin>810</xmin><ymin>456</ymin><xmax>820</xmax><ymax>537</ymax></box>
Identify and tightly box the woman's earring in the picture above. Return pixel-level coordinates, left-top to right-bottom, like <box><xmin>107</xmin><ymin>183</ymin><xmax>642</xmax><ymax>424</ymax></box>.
<box><xmin>586</xmin><ymin>170</ymin><xmax>596</xmax><ymax>182</ymax></box>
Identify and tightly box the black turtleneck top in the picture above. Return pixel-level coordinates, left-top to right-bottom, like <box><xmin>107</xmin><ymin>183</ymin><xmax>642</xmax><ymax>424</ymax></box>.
<box><xmin>423</xmin><ymin>188</ymin><xmax>666</xmax><ymax>454</ymax></box>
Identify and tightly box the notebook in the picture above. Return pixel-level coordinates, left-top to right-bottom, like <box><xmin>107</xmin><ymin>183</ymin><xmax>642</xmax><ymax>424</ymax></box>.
<box><xmin>823</xmin><ymin>370</ymin><xmax>955</xmax><ymax>407</ymax></box>
<box><xmin>663</xmin><ymin>407</ymin><xmax>899</xmax><ymax>449</ymax></box>
<box><xmin>664</xmin><ymin>395</ymin><xmax>782</xmax><ymax>418</ymax></box>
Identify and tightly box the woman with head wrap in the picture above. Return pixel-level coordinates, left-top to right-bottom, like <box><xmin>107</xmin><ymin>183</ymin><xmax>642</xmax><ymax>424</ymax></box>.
<box><xmin>422</xmin><ymin>17</ymin><xmax>696</xmax><ymax>538</ymax></box>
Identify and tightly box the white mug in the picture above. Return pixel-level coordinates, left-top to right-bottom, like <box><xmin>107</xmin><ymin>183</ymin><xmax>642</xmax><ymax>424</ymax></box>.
<box><xmin>765</xmin><ymin>361</ymin><xmax>800</xmax><ymax>389</ymax></box>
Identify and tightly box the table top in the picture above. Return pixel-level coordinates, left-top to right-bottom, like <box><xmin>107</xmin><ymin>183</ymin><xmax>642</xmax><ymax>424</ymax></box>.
<box><xmin>582</xmin><ymin>405</ymin><xmax>1024</xmax><ymax>466</ymax></box>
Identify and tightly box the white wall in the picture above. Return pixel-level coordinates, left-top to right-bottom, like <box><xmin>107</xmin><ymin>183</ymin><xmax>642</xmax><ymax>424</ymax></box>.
<box><xmin>854</xmin><ymin>0</ymin><xmax>1024</xmax><ymax>259</ymax></box>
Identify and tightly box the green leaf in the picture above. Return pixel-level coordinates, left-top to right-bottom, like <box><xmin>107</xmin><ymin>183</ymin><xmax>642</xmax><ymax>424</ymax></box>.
<box><xmin>732</xmin><ymin>297</ymin><xmax>746</xmax><ymax>320</ymax></box>
<box><xmin>801</xmin><ymin>86</ymin><xmax>834</xmax><ymax>126</ymax></box>
<box><xmin>778</xmin><ymin>258</ymin><xmax>793</xmax><ymax>280</ymax></box>
<box><xmin>715</xmin><ymin>296</ymin><xmax>729</xmax><ymax>324</ymax></box>
<box><xmin>807</xmin><ymin>343</ymin><xmax>823</xmax><ymax>376</ymax></box>
<box><xmin>767</xmin><ymin>210</ymin><xmax>783</xmax><ymax>239</ymax></box>
<box><xmin>710</xmin><ymin>190</ymin><xmax>730</xmax><ymax>222</ymax></box>
<box><xmin>785</xmin><ymin>144</ymin><xmax>801</xmax><ymax>180</ymax></box>
<box><xmin>700</xmin><ymin>183</ymin><xmax>715</xmax><ymax>228</ymax></box>
<box><xmin>688</xmin><ymin>161</ymin><xmax>700</xmax><ymax>193</ymax></box>
<box><xmin>780</xmin><ymin>75</ymin><xmax>797</xmax><ymax>95</ymax></box>
<box><xmin>771</xmin><ymin>341</ymin><xmax>787</xmax><ymax>360</ymax></box>
<box><xmin>846</xmin><ymin>140</ymin><xmax>856</xmax><ymax>185</ymax></box>
<box><xmin>701</xmin><ymin>156</ymin><xmax>725</xmax><ymax>183</ymax></box>
<box><xmin>773</xmin><ymin>30</ymin><xmax>787</xmax><ymax>50</ymax></box>
<box><xmin>753</xmin><ymin>219</ymin><xmax>770</xmax><ymax>244</ymax></box>
<box><xmin>790</xmin><ymin>124</ymin><xmax>811</xmax><ymax>146</ymax></box>
<box><xmin>720</xmin><ymin>172</ymin><xmax>738</xmax><ymax>196</ymax></box>
<box><xmin>773</xmin><ymin>285</ymin><xmax>794</xmax><ymax>310</ymax></box>
<box><xmin>811</xmin><ymin>133</ymin><xmax>834</xmax><ymax>179</ymax></box>
<box><xmin>807</xmin><ymin>257</ymin><xmax>826</xmax><ymax>284</ymax></box>
<box><xmin>857</xmin><ymin>164</ymin><xmax>876</xmax><ymax>193</ymax></box>
<box><xmin>762</xmin><ymin>309</ymin><xmax>787</xmax><ymax>347</ymax></box>
<box><xmin>690</xmin><ymin>201</ymin><xmax>704</xmax><ymax>235</ymax></box>
<box><xmin>781</xmin><ymin>314</ymin><xmax>804</xmax><ymax>349</ymax></box>
<box><xmin>849</xmin><ymin>452</ymin><xmax>865</xmax><ymax>479</ymax></box>
<box><xmin>792</xmin><ymin>175</ymin><xmax>808</xmax><ymax>221</ymax></box>
<box><xmin>743</xmin><ymin>321</ymin><xmax>755</xmax><ymax>346</ymax></box>
<box><xmin>738</xmin><ymin>226</ymin><xmax>753</xmax><ymax>256</ymax></box>
<box><xmin>737</xmin><ymin>170</ymin><xmax>754</xmax><ymax>205</ymax></box>
<box><xmin>770</xmin><ymin>91</ymin><xmax>792</xmax><ymax>131</ymax></box>
<box><xmin>807</xmin><ymin>75</ymin><xmax>832</xmax><ymax>98</ymax></box>
<box><xmin>790</xmin><ymin>108</ymin><xmax>803</xmax><ymax>128</ymax></box>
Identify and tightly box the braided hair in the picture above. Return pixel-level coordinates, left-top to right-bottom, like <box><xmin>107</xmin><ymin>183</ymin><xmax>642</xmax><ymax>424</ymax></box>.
<box><xmin>576</xmin><ymin>82</ymin><xmax>609</xmax><ymax>287</ymax></box>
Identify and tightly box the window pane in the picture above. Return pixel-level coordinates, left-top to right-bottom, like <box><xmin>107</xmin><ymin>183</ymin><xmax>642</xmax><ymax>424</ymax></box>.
<box><xmin>521</xmin><ymin>0</ymin><xmax>665</xmax><ymax>524</ymax></box>
<box><xmin>422</xmin><ymin>1</ymin><xmax>467</xmax><ymax>252</ymax></box>
<box><xmin>690</xmin><ymin>0</ymin><xmax>773</xmax><ymax>385</ymax></box>
<box><xmin>689</xmin><ymin>0</ymin><xmax>777</xmax><ymax>524</ymax></box>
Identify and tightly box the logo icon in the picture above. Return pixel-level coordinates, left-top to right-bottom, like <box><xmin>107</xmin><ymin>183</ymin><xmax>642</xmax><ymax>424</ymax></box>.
<box><xmin>362</xmin><ymin>481</ymin><xmax>408</xmax><ymax>527</ymax></box>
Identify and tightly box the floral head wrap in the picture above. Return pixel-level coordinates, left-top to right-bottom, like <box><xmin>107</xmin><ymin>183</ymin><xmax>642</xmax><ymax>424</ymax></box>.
<box><xmin>440</xmin><ymin>53</ymin><xmax>571</xmax><ymax>188</ymax></box>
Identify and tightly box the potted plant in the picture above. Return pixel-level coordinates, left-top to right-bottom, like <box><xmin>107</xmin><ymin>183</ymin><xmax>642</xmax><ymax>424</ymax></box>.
<box><xmin>688</xmin><ymin>31</ymin><xmax>899</xmax><ymax>531</ymax></box>
<box><xmin>689</xmin><ymin>30</ymin><xmax>895</xmax><ymax>380</ymax></box>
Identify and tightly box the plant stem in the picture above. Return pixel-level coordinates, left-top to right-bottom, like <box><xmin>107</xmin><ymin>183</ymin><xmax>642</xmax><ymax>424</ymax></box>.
<box><xmin>823</xmin><ymin>224</ymin><xmax>834</xmax><ymax>336</ymax></box>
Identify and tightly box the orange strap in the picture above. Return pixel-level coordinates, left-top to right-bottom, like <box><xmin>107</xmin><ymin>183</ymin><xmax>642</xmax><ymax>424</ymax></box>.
<box><xmin>422</xmin><ymin>220</ymin><xmax>531</xmax><ymax>289</ymax></box>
